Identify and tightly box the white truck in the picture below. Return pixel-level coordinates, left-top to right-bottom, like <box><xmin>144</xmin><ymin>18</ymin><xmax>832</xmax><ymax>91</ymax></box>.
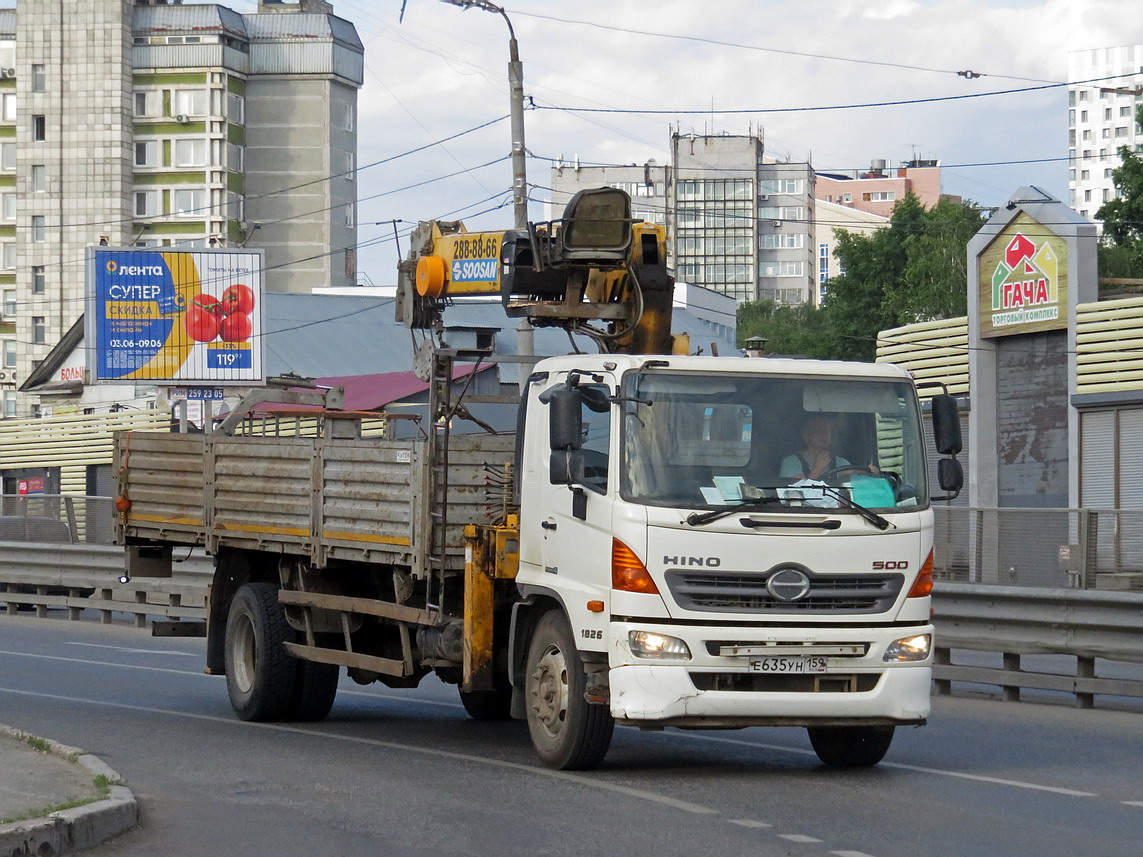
<box><xmin>116</xmin><ymin>188</ymin><xmax>963</xmax><ymax>770</ymax></box>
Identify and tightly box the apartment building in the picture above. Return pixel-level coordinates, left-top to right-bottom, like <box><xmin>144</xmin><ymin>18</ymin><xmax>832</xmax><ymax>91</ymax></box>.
<box><xmin>815</xmin><ymin>159</ymin><xmax>943</xmax><ymax>218</ymax></box>
<box><xmin>0</xmin><ymin>0</ymin><xmax>362</xmax><ymax>417</ymax></box>
<box><xmin>1068</xmin><ymin>45</ymin><xmax>1143</xmax><ymax>223</ymax></box>
<box><xmin>552</xmin><ymin>132</ymin><xmax>816</xmax><ymax>305</ymax></box>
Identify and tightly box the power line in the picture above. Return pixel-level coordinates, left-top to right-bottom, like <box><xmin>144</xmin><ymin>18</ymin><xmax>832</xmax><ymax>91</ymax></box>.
<box><xmin>508</xmin><ymin>9</ymin><xmax>1060</xmax><ymax>85</ymax></box>
<box><xmin>530</xmin><ymin>73</ymin><xmax>1141</xmax><ymax>117</ymax></box>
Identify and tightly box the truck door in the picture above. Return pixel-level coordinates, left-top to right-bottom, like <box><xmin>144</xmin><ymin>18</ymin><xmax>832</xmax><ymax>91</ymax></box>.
<box><xmin>536</xmin><ymin>377</ymin><xmax>617</xmax><ymax>610</ymax></box>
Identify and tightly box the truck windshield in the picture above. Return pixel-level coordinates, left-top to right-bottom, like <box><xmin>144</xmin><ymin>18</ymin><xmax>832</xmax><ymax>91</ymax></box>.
<box><xmin>620</xmin><ymin>371</ymin><xmax>929</xmax><ymax>513</ymax></box>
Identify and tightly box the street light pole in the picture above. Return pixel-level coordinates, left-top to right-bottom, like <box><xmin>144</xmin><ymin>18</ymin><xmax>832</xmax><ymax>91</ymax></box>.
<box><xmin>441</xmin><ymin>0</ymin><xmax>529</xmax><ymax>229</ymax></box>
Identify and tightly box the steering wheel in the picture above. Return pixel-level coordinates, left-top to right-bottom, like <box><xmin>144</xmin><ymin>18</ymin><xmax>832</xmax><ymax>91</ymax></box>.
<box><xmin>818</xmin><ymin>465</ymin><xmax>900</xmax><ymax>493</ymax></box>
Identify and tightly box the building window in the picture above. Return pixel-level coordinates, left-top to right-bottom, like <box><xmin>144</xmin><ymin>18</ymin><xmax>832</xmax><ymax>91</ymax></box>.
<box><xmin>339</xmin><ymin>101</ymin><xmax>355</xmax><ymax>132</ymax></box>
<box><xmin>1</xmin><ymin>193</ymin><xmax>13</xmax><ymax>220</ymax></box>
<box><xmin>1080</xmin><ymin>109</ymin><xmax>1088</xmax><ymax>121</ymax></box>
<box><xmin>1121</xmin><ymin>105</ymin><xmax>1133</xmax><ymax>117</ymax></box>
<box><xmin>135</xmin><ymin>140</ymin><xmax>158</xmax><ymax>167</ymax></box>
<box><xmin>2</xmin><ymin>244</ymin><xmax>14</xmax><ymax>269</ymax></box>
<box><xmin>1105</xmin><ymin>108</ymin><xmax>1113</xmax><ymax>120</ymax></box>
<box><xmin>344</xmin><ymin>151</ymin><xmax>354</xmax><ymax>181</ymax></box>
<box><xmin>2</xmin><ymin>339</ymin><xmax>15</xmax><ymax>369</ymax></box>
<box><xmin>1</xmin><ymin>93</ymin><xmax>14</xmax><ymax>121</ymax></box>
<box><xmin>1084</xmin><ymin>189</ymin><xmax>1092</xmax><ymax>202</ymax></box>
<box><xmin>30</xmin><ymin>63</ymin><xmax>45</xmax><ymax>92</ymax></box>
<box><xmin>32</xmin><ymin>265</ymin><xmax>45</xmax><ymax>294</ymax></box>
<box><xmin>344</xmin><ymin>201</ymin><xmax>355</xmax><ymax>229</ymax></box>
<box><xmin>227</xmin><ymin>192</ymin><xmax>244</xmax><ymax>222</ymax></box>
<box><xmin>227</xmin><ymin>93</ymin><xmax>245</xmax><ymax>124</ymax></box>
<box><xmin>1081</xmin><ymin>169</ymin><xmax>1090</xmax><ymax>180</ymax></box>
<box><xmin>173</xmin><ymin>89</ymin><xmax>207</xmax><ymax>117</ymax></box>
<box><xmin>135</xmin><ymin>191</ymin><xmax>159</xmax><ymax>217</ymax></box>
<box><xmin>32</xmin><ymin>316</ymin><xmax>45</xmax><ymax>344</ymax></box>
<box><xmin>862</xmin><ymin>191</ymin><xmax>896</xmax><ymax>202</ymax></box>
<box><xmin>760</xmin><ymin>233</ymin><xmax>804</xmax><ymax>249</ymax></box>
<box><xmin>31</xmin><ymin>215</ymin><xmax>46</xmax><ymax>242</ymax></box>
<box><xmin>1116</xmin><ymin>126</ymin><xmax>1128</xmax><ymax>138</ymax></box>
<box><xmin>3</xmin><ymin>390</ymin><xmax>15</xmax><ymax>418</ymax></box>
<box><xmin>31</xmin><ymin>164</ymin><xmax>46</xmax><ymax>192</ymax></box>
<box><xmin>226</xmin><ymin>143</ymin><xmax>244</xmax><ymax>172</ymax></box>
<box><xmin>134</xmin><ymin>91</ymin><xmax>161</xmax><ymax>117</ymax></box>
<box><xmin>2</xmin><ymin>289</ymin><xmax>14</xmax><ymax>314</ymax></box>
<box><xmin>32</xmin><ymin>114</ymin><xmax>46</xmax><ymax>141</ymax></box>
<box><xmin>173</xmin><ymin>188</ymin><xmax>206</xmax><ymax>217</ymax></box>
<box><xmin>173</xmin><ymin>138</ymin><xmax>206</xmax><ymax>167</ymax></box>
<box><xmin>1082</xmin><ymin>130</ymin><xmax>1092</xmax><ymax>142</ymax></box>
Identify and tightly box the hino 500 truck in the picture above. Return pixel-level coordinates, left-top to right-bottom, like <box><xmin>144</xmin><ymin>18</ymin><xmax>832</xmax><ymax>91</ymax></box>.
<box><xmin>115</xmin><ymin>188</ymin><xmax>963</xmax><ymax>770</ymax></box>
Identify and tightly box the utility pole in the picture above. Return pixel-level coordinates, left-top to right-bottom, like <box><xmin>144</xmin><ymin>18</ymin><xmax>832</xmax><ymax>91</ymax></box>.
<box><xmin>441</xmin><ymin>1</ymin><xmax>529</xmax><ymax>229</ymax></box>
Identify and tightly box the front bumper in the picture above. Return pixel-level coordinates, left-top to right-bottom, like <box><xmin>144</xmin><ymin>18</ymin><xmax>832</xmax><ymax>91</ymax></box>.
<box><xmin>608</xmin><ymin>621</ymin><xmax>933</xmax><ymax>727</ymax></box>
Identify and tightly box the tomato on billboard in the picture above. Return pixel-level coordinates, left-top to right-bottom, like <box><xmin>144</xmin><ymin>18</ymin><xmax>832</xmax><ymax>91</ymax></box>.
<box><xmin>87</xmin><ymin>249</ymin><xmax>264</xmax><ymax>384</ymax></box>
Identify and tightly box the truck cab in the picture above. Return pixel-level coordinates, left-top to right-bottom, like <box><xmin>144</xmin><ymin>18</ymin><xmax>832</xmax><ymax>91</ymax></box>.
<box><xmin>512</xmin><ymin>353</ymin><xmax>950</xmax><ymax>767</ymax></box>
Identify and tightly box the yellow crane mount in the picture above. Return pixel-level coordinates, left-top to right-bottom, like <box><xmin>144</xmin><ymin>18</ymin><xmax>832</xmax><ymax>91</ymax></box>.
<box><xmin>395</xmin><ymin>187</ymin><xmax>675</xmax><ymax>355</ymax></box>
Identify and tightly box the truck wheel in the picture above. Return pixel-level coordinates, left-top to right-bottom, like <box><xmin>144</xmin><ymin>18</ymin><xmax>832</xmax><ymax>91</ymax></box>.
<box><xmin>458</xmin><ymin>685</ymin><xmax>513</xmax><ymax>721</ymax></box>
<box><xmin>807</xmin><ymin>725</ymin><xmax>895</xmax><ymax>767</ymax></box>
<box><xmin>287</xmin><ymin>659</ymin><xmax>339</xmax><ymax>722</ymax></box>
<box><xmin>525</xmin><ymin>610</ymin><xmax>614</xmax><ymax>770</ymax></box>
<box><xmin>225</xmin><ymin>582</ymin><xmax>297</xmax><ymax>722</ymax></box>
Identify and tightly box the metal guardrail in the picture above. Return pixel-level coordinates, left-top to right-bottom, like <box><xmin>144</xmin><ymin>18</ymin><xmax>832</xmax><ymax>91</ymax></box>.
<box><xmin>933</xmin><ymin>582</ymin><xmax>1143</xmax><ymax>707</ymax></box>
<box><xmin>0</xmin><ymin>495</ymin><xmax>117</xmax><ymax>545</ymax></box>
<box><xmin>933</xmin><ymin>506</ymin><xmax>1143</xmax><ymax>591</ymax></box>
<box><xmin>0</xmin><ymin>542</ymin><xmax>211</xmax><ymax>627</ymax></box>
<box><xmin>2</xmin><ymin>541</ymin><xmax>1142</xmax><ymax>708</ymax></box>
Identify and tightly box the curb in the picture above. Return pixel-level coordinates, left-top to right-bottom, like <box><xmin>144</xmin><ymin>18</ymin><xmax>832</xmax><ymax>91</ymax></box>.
<box><xmin>0</xmin><ymin>726</ymin><xmax>138</xmax><ymax>857</ymax></box>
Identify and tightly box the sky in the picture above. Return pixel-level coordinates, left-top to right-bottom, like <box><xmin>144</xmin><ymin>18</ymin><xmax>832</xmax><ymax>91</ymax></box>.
<box><xmin>239</xmin><ymin>1</ymin><xmax>1141</xmax><ymax>287</ymax></box>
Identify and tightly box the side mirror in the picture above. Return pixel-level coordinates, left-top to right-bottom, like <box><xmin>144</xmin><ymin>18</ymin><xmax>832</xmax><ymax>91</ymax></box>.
<box><xmin>547</xmin><ymin>387</ymin><xmax>583</xmax><ymax>451</ymax></box>
<box><xmin>931</xmin><ymin>393</ymin><xmax>962</xmax><ymax>456</ymax></box>
<box><xmin>550</xmin><ymin>450</ymin><xmax>584</xmax><ymax>486</ymax></box>
<box><xmin>938</xmin><ymin>458</ymin><xmax>963</xmax><ymax>494</ymax></box>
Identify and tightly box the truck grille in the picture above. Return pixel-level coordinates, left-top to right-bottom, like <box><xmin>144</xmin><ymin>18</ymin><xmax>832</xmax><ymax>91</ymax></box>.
<box><xmin>689</xmin><ymin>672</ymin><xmax>883</xmax><ymax>693</ymax></box>
<box><xmin>665</xmin><ymin>570</ymin><xmax>904</xmax><ymax>614</ymax></box>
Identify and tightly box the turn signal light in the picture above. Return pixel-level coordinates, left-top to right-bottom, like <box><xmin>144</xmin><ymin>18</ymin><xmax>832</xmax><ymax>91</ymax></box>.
<box><xmin>907</xmin><ymin>548</ymin><xmax>934</xmax><ymax>598</ymax></box>
<box><xmin>612</xmin><ymin>539</ymin><xmax>659</xmax><ymax>594</ymax></box>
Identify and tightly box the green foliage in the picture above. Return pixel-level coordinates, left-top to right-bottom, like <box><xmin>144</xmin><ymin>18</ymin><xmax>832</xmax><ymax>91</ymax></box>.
<box><xmin>736</xmin><ymin>300</ymin><xmax>834</xmax><ymax>359</ymax></box>
<box><xmin>738</xmin><ymin>193</ymin><xmax>986</xmax><ymax>362</ymax></box>
<box><xmin>1095</xmin><ymin>105</ymin><xmax>1143</xmax><ymax>279</ymax></box>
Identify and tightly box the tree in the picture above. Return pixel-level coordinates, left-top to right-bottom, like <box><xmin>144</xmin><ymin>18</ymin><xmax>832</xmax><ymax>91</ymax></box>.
<box><xmin>1095</xmin><ymin>104</ymin><xmax>1143</xmax><ymax>279</ymax></box>
<box><xmin>737</xmin><ymin>193</ymin><xmax>987</xmax><ymax>362</ymax></box>
<box><xmin>736</xmin><ymin>299</ymin><xmax>833</xmax><ymax>359</ymax></box>
<box><xmin>821</xmin><ymin>193</ymin><xmax>985</xmax><ymax>360</ymax></box>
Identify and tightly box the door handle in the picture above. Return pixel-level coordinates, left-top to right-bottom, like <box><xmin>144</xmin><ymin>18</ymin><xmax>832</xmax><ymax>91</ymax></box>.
<box><xmin>541</xmin><ymin>520</ymin><xmax>557</xmax><ymax>531</ymax></box>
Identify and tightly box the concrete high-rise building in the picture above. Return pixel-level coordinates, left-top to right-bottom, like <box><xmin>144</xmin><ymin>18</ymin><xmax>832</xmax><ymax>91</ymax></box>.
<box><xmin>0</xmin><ymin>0</ymin><xmax>362</xmax><ymax>417</ymax></box>
<box><xmin>1068</xmin><ymin>45</ymin><xmax>1143</xmax><ymax>223</ymax></box>
<box><xmin>552</xmin><ymin>132</ymin><xmax>816</xmax><ymax>305</ymax></box>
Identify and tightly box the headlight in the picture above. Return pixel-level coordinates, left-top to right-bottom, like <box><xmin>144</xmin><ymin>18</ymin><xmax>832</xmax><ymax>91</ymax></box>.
<box><xmin>628</xmin><ymin>630</ymin><xmax>692</xmax><ymax>660</ymax></box>
<box><xmin>883</xmin><ymin>633</ymin><xmax>932</xmax><ymax>662</ymax></box>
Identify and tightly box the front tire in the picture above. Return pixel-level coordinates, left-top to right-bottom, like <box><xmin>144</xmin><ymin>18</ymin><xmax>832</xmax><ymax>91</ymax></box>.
<box><xmin>225</xmin><ymin>582</ymin><xmax>297</xmax><ymax>722</ymax></box>
<box><xmin>525</xmin><ymin>610</ymin><xmax>614</xmax><ymax>770</ymax></box>
<box><xmin>807</xmin><ymin>725</ymin><xmax>895</xmax><ymax>767</ymax></box>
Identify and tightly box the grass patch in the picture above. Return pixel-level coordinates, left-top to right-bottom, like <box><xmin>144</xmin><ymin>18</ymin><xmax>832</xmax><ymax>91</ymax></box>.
<box><xmin>0</xmin><ymin>761</ymin><xmax>118</xmax><ymax>825</ymax></box>
<box><xmin>23</xmin><ymin>736</ymin><xmax>51</xmax><ymax>753</ymax></box>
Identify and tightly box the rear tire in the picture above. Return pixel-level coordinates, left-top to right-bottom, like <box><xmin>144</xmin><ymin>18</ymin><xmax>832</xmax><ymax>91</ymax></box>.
<box><xmin>525</xmin><ymin>610</ymin><xmax>613</xmax><ymax>770</ymax></box>
<box><xmin>458</xmin><ymin>684</ymin><xmax>513</xmax><ymax>721</ymax></box>
<box><xmin>287</xmin><ymin>658</ymin><xmax>339</xmax><ymax>722</ymax></box>
<box><xmin>807</xmin><ymin>725</ymin><xmax>895</xmax><ymax>767</ymax></box>
<box><xmin>225</xmin><ymin>582</ymin><xmax>297</xmax><ymax>722</ymax></box>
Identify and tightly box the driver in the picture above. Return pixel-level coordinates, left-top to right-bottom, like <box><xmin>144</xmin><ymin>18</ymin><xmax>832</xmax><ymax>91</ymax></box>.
<box><xmin>779</xmin><ymin>414</ymin><xmax>849</xmax><ymax>483</ymax></box>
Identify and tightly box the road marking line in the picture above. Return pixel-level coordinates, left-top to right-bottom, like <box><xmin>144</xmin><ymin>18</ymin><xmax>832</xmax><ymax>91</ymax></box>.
<box><xmin>728</xmin><ymin>819</ymin><xmax>772</xmax><ymax>828</ymax></box>
<box><xmin>0</xmin><ymin>650</ymin><xmax>478</xmax><ymax>710</ymax></box>
<box><xmin>1123</xmin><ymin>801</ymin><xmax>1143</xmax><ymax>808</ymax></box>
<box><xmin>778</xmin><ymin>834</ymin><xmax>823</xmax><ymax>843</ymax></box>
<box><xmin>66</xmin><ymin>643</ymin><xmax>198</xmax><ymax>656</ymax></box>
<box><xmin>668</xmin><ymin>733</ymin><xmax>1098</xmax><ymax>798</ymax></box>
<box><xmin>832</xmin><ymin>851</ymin><xmax>879</xmax><ymax>857</ymax></box>
<box><xmin>0</xmin><ymin>686</ymin><xmax>720</xmax><ymax>816</ymax></box>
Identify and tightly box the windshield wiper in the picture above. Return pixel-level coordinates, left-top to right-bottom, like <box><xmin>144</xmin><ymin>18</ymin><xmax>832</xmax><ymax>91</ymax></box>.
<box><xmin>822</xmin><ymin>487</ymin><xmax>894</xmax><ymax>530</ymax></box>
<box><xmin>685</xmin><ymin>492</ymin><xmax>784</xmax><ymax>526</ymax></box>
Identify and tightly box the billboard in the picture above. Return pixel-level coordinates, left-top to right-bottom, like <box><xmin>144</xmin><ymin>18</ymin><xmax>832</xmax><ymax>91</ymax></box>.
<box><xmin>87</xmin><ymin>248</ymin><xmax>264</xmax><ymax>384</ymax></box>
<box><xmin>977</xmin><ymin>212</ymin><xmax>1069</xmax><ymax>339</ymax></box>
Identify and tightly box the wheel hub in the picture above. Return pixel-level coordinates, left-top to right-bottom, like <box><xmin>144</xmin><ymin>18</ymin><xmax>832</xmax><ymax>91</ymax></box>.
<box><xmin>530</xmin><ymin>644</ymin><xmax>569</xmax><ymax>736</ymax></box>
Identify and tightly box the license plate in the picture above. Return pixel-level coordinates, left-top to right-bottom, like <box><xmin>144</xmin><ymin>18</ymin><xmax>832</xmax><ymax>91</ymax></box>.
<box><xmin>749</xmin><ymin>655</ymin><xmax>828</xmax><ymax>674</ymax></box>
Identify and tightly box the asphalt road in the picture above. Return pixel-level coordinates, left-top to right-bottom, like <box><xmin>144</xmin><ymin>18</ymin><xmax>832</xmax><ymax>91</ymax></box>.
<box><xmin>1</xmin><ymin>614</ymin><xmax>1141</xmax><ymax>857</ymax></box>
